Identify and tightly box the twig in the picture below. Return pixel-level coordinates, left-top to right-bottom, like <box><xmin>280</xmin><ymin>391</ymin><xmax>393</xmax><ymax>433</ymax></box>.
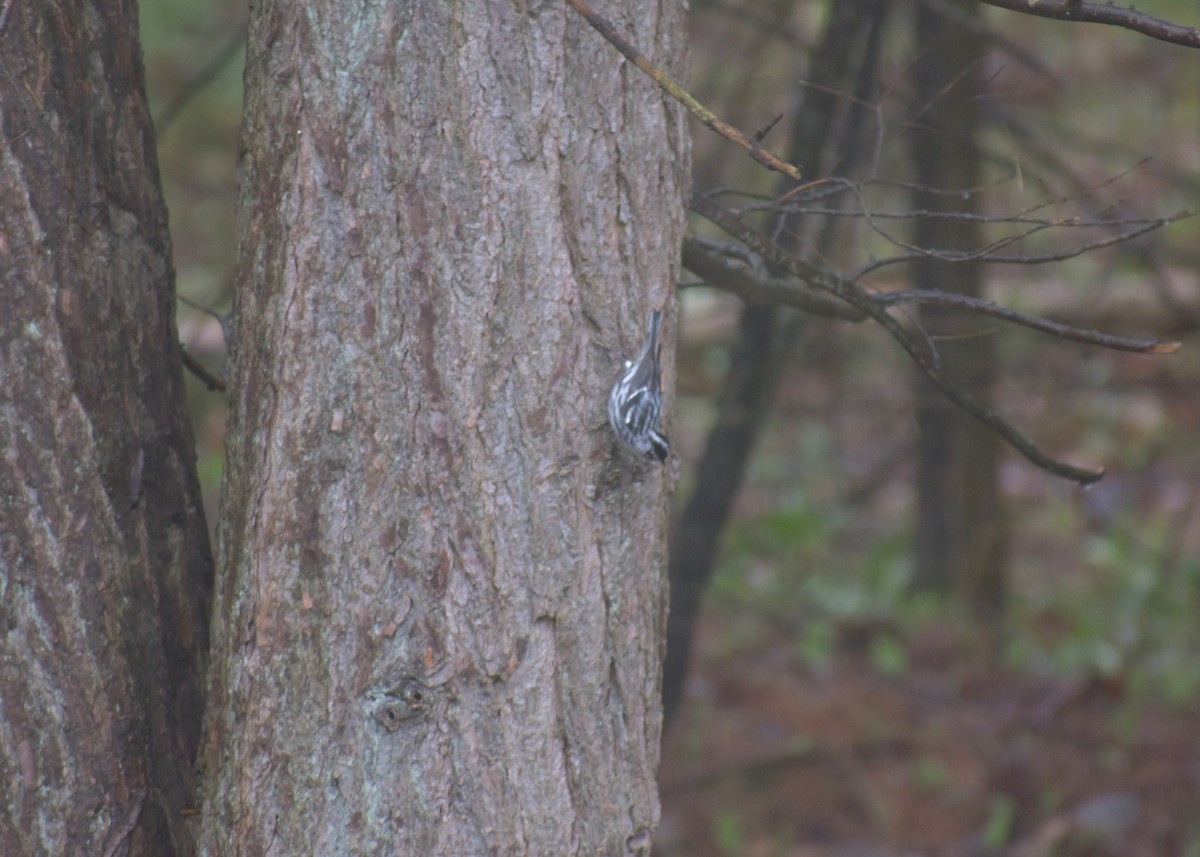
<box><xmin>753</xmin><ymin>113</ymin><xmax>784</xmax><ymax>143</ymax></box>
<box><xmin>878</xmin><ymin>290</ymin><xmax>1180</xmax><ymax>354</ymax></box>
<box><xmin>842</xmin><ymin>165</ymin><xmax>1186</xmax><ymax>275</ymax></box>
<box><xmin>564</xmin><ymin>0</ymin><xmax>804</xmax><ymax>182</ymax></box>
<box><xmin>848</xmin><ymin>216</ymin><xmax>1178</xmax><ymax>279</ymax></box>
<box><xmin>979</xmin><ymin>0</ymin><xmax>1200</xmax><ymax>49</ymax></box>
<box><xmin>691</xmin><ymin>192</ymin><xmax>1111</xmax><ymax>484</ymax></box>
<box><xmin>758</xmin><ymin>203</ymin><xmax>1172</xmax><ymax>230</ymax></box>
<box><xmin>181</xmin><ymin>347</ymin><xmax>227</xmax><ymax>392</ymax></box>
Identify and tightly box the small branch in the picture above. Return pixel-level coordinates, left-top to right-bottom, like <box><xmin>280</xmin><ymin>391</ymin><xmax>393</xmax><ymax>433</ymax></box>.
<box><xmin>682</xmin><ymin>236</ymin><xmax>865</xmax><ymax>321</ymax></box>
<box><xmin>736</xmin><ymin>169</ymin><xmax>1190</xmax><ymax>279</ymax></box>
<box><xmin>752</xmin><ymin>112</ymin><xmax>784</xmax><ymax>143</ymax></box>
<box><xmin>856</xmin><ymin>211</ymin><xmax>1178</xmax><ymax>274</ymax></box>
<box><xmin>181</xmin><ymin>347</ymin><xmax>227</xmax><ymax>392</ymax></box>
<box><xmin>979</xmin><ymin>0</ymin><xmax>1200</xmax><ymax>49</ymax></box>
<box><xmin>879</xmin><ymin>290</ymin><xmax>1180</xmax><ymax>354</ymax></box>
<box><xmin>691</xmin><ymin>194</ymin><xmax>853</xmax><ymax>303</ymax></box>
<box><xmin>691</xmin><ymin>192</ymin><xmax>1109</xmax><ymax>484</ymax></box>
<box><xmin>832</xmin><ymin>166</ymin><xmax>1189</xmax><ymax>277</ymax></box>
<box><xmin>564</xmin><ymin>0</ymin><xmax>804</xmax><ymax>182</ymax></box>
<box><xmin>921</xmin><ymin>356</ymin><xmax>1104</xmax><ymax>482</ymax></box>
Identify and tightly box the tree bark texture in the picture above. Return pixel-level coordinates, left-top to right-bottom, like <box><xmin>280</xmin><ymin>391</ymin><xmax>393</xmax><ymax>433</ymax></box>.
<box><xmin>0</xmin><ymin>3</ymin><xmax>213</xmax><ymax>855</ymax></box>
<box><xmin>198</xmin><ymin>2</ymin><xmax>688</xmax><ymax>855</ymax></box>
<box><xmin>911</xmin><ymin>0</ymin><xmax>1008</xmax><ymax>617</ymax></box>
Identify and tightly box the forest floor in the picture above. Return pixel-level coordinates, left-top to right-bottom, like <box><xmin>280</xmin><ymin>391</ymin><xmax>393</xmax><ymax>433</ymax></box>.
<box><xmin>657</xmin><ymin>608</ymin><xmax>1200</xmax><ymax>857</ymax></box>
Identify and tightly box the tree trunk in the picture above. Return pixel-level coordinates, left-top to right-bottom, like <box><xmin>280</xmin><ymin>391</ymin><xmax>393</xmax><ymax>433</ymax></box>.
<box><xmin>910</xmin><ymin>0</ymin><xmax>1008</xmax><ymax>619</ymax></box>
<box><xmin>0</xmin><ymin>2</ymin><xmax>213</xmax><ymax>855</ymax></box>
<box><xmin>198</xmin><ymin>2</ymin><xmax>688</xmax><ymax>854</ymax></box>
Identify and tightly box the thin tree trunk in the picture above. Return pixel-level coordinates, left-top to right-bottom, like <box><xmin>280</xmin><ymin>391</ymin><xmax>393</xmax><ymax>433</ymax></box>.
<box><xmin>665</xmin><ymin>0</ymin><xmax>889</xmax><ymax>726</ymax></box>
<box><xmin>198</xmin><ymin>2</ymin><xmax>688</xmax><ymax>854</ymax></box>
<box><xmin>910</xmin><ymin>0</ymin><xmax>1008</xmax><ymax>619</ymax></box>
<box><xmin>0</xmin><ymin>3</ymin><xmax>213</xmax><ymax>855</ymax></box>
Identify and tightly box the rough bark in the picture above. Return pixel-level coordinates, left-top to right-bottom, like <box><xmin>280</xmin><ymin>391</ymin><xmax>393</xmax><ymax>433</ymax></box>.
<box><xmin>0</xmin><ymin>2</ymin><xmax>213</xmax><ymax>855</ymax></box>
<box><xmin>197</xmin><ymin>2</ymin><xmax>688</xmax><ymax>854</ymax></box>
<box><xmin>910</xmin><ymin>0</ymin><xmax>1008</xmax><ymax>618</ymax></box>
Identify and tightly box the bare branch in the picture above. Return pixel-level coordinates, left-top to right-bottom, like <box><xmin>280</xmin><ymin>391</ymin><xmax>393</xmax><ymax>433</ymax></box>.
<box><xmin>879</xmin><ymin>289</ymin><xmax>1180</xmax><ymax>354</ymax></box>
<box><xmin>848</xmin><ymin>214</ymin><xmax>1180</xmax><ymax>279</ymax></box>
<box><xmin>910</xmin><ymin>346</ymin><xmax>1105</xmax><ymax>483</ymax></box>
<box><xmin>564</xmin><ymin>0</ymin><xmax>805</xmax><ymax>182</ymax></box>
<box><xmin>682</xmin><ymin>236</ymin><xmax>865</xmax><ymax>321</ymax></box>
<box><xmin>979</xmin><ymin>0</ymin><xmax>1200</xmax><ymax>49</ymax></box>
<box><xmin>745</xmin><ymin>169</ymin><xmax>1190</xmax><ymax>280</ymax></box>
<box><xmin>691</xmin><ymin>192</ymin><xmax>1117</xmax><ymax>484</ymax></box>
<box><xmin>180</xmin><ymin>348</ymin><xmax>227</xmax><ymax>392</ymax></box>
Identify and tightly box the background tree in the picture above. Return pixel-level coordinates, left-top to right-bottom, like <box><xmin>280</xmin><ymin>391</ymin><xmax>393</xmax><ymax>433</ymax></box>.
<box><xmin>909</xmin><ymin>0</ymin><xmax>1008</xmax><ymax>617</ymax></box>
<box><xmin>195</xmin><ymin>1</ymin><xmax>688</xmax><ymax>854</ymax></box>
<box><xmin>666</xmin><ymin>0</ymin><xmax>890</xmax><ymax>725</ymax></box>
<box><xmin>0</xmin><ymin>2</ymin><xmax>211</xmax><ymax>855</ymax></box>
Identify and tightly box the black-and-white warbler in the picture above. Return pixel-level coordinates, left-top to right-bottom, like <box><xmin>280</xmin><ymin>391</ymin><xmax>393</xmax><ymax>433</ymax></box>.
<box><xmin>608</xmin><ymin>309</ymin><xmax>669</xmax><ymax>463</ymax></box>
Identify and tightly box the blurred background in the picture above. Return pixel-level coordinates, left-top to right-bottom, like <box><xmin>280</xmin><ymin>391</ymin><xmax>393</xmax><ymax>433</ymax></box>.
<box><xmin>144</xmin><ymin>1</ymin><xmax>1200</xmax><ymax>854</ymax></box>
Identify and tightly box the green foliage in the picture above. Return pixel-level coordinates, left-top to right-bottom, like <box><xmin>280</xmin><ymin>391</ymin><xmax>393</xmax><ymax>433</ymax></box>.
<box><xmin>981</xmin><ymin>794</ymin><xmax>1015</xmax><ymax>849</ymax></box>
<box><xmin>1184</xmin><ymin>829</ymin><xmax>1200</xmax><ymax>857</ymax></box>
<box><xmin>869</xmin><ymin>633</ymin><xmax>908</xmax><ymax>678</ymax></box>
<box><xmin>714</xmin><ymin>492</ymin><xmax>917</xmax><ymax>676</ymax></box>
<box><xmin>796</xmin><ymin>618</ymin><xmax>835</xmax><ymax>670</ymax></box>
<box><xmin>1008</xmin><ymin>509</ymin><xmax>1200</xmax><ymax>706</ymax></box>
<box><xmin>911</xmin><ymin>756</ymin><xmax>951</xmax><ymax>793</ymax></box>
<box><xmin>196</xmin><ymin>446</ymin><xmax>226</xmax><ymax>493</ymax></box>
<box><xmin>711</xmin><ymin>807</ymin><xmax>745</xmax><ymax>856</ymax></box>
<box><xmin>717</xmin><ymin>493</ymin><xmax>912</xmax><ymax>613</ymax></box>
<box><xmin>715</xmin><ymin>472</ymin><xmax>1200</xmax><ymax>709</ymax></box>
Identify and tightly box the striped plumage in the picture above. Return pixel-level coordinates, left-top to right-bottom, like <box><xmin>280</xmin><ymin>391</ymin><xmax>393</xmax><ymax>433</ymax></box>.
<box><xmin>608</xmin><ymin>309</ymin><xmax>669</xmax><ymax>463</ymax></box>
